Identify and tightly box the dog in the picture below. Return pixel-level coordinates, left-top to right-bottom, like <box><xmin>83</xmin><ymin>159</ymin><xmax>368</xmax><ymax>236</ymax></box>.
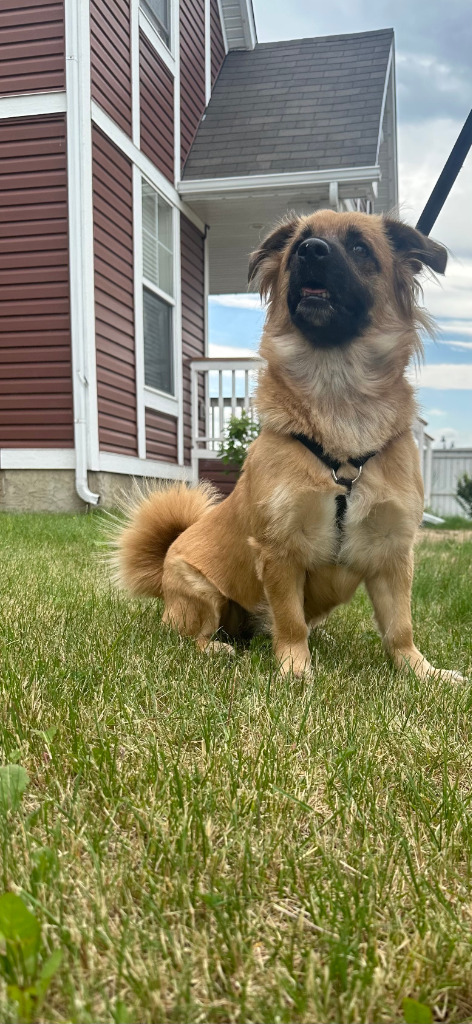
<box><xmin>114</xmin><ymin>209</ymin><xmax>464</xmax><ymax>683</ymax></box>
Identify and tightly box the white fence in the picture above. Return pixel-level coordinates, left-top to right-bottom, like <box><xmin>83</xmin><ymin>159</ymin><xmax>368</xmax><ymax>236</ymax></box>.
<box><xmin>430</xmin><ymin>449</ymin><xmax>472</xmax><ymax>517</ymax></box>
<box><xmin>190</xmin><ymin>357</ymin><xmax>446</xmax><ymax>508</ymax></box>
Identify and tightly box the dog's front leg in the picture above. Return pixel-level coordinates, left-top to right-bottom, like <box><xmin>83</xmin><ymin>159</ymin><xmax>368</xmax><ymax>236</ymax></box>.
<box><xmin>262</xmin><ymin>556</ymin><xmax>311</xmax><ymax>678</ymax></box>
<box><xmin>366</xmin><ymin>559</ymin><xmax>465</xmax><ymax>683</ymax></box>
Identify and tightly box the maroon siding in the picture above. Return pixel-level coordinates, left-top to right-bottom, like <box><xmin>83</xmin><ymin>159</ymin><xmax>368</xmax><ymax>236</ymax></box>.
<box><xmin>199</xmin><ymin>458</ymin><xmax>238</xmax><ymax>496</ymax></box>
<box><xmin>92</xmin><ymin>126</ymin><xmax>137</xmax><ymax>456</ymax></box>
<box><xmin>140</xmin><ymin>31</ymin><xmax>174</xmax><ymax>184</ymax></box>
<box><xmin>0</xmin><ymin>114</ymin><xmax>73</xmax><ymax>449</ymax></box>
<box><xmin>210</xmin><ymin>0</ymin><xmax>225</xmax><ymax>88</ymax></box>
<box><xmin>90</xmin><ymin>0</ymin><xmax>132</xmax><ymax>136</ymax></box>
<box><xmin>181</xmin><ymin>215</ymin><xmax>205</xmax><ymax>464</ymax></box>
<box><xmin>145</xmin><ymin>408</ymin><xmax>178</xmax><ymax>462</ymax></box>
<box><xmin>180</xmin><ymin>0</ymin><xmax>206</xmax><ymax>171</ymax></box>
<box><xmin>0</xmin><ymin>0</ymin><xmax>65</xmax><ymax>95</ymax></box>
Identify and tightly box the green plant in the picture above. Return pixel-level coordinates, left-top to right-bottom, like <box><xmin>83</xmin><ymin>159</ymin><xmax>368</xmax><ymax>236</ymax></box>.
<box><xmin>0</xmin><ymin>893</ymin><xmax>62</xmax><ymax>1023</ymax></box>
<box><xmin>218</xmin><ymin>409</ymin><xmax>260</xmax><ymax>471</ymax></box>
<box><xmin>456</xmin><ymin>472</ymin><xmax>472</xmax><ymax>518</ymax></box>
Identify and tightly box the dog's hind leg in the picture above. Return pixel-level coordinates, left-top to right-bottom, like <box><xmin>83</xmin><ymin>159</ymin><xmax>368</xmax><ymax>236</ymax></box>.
<box><xmin>162</xmin><ymin>552</ymin><xmax>233</xmax><ymax>655</ymax></box>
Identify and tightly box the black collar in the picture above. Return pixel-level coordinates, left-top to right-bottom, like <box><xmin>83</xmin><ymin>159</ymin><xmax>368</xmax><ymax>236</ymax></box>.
<box><xmin>291</xmin><ymin>432</ymin><xmax>377</xmax><ymax>492</ymax></box>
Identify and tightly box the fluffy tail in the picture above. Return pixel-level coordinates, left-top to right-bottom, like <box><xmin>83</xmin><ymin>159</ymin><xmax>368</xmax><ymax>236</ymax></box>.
<box><xmin>110</xmin><ymin>481</ymin><xmax>219</xmax><ymax>597</ymax></box>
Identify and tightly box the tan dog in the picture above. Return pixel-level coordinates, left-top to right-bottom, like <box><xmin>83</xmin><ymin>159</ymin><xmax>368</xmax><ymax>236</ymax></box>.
<box><xmin>116</xmin><ymin>210</ymin><xmax>464</xmax><ymax>682</ymax></box>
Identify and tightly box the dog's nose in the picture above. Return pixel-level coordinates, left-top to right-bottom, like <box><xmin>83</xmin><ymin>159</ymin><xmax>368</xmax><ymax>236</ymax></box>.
<box><xmin>298</xmin><ymin>237</ymin><xmax>331</xmax><ymax>260</ymax></box>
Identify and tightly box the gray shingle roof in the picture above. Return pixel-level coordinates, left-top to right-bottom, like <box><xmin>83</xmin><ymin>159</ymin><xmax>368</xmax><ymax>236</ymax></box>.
<box><xmin>182</xmin><ymin>29</ymin><xmax>393</xmax><ymax>180</ymax></box>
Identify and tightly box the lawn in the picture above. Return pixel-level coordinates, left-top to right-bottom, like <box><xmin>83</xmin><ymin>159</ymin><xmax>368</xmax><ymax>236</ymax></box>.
<box><xmin>0</xmin><ymin>512</ymin><xmax>471</xmax><ymax>1024</ymax></box>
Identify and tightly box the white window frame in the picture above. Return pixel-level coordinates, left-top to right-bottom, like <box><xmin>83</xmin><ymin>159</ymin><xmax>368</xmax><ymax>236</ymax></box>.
<box><xmin>138</xmin><ymin>0</ymin><xmax>177</xmax><ymax>75</ymax></box>
<box><xmin>134</xmin><ymin>168</ymin><xmax>183</xmax><ymax>463</ymax></box>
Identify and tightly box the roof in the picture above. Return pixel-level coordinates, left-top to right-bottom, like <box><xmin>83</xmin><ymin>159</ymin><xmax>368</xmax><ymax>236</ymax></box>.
<box><xmin>182</xmin><ymin>28</ymin><xmax>393</xmax><ymax>181</ymax></box>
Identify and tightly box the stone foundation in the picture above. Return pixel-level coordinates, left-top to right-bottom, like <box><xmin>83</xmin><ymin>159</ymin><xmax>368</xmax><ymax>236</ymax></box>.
<box><xmin>0</xmin><ymin>470</ymin><xmax>176</xmax><ymax>513</ymax></box>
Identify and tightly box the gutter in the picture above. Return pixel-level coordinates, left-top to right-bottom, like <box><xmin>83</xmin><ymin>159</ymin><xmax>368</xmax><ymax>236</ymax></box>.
<box><xmin>65</xmin><ymin>0</ymin><xmax>100</xmax><ymax>506</ymax></box>
<box><xmin>178</xmin><ymin>165</ymin><xmax>381</xmax><ymax>202</ymax></box>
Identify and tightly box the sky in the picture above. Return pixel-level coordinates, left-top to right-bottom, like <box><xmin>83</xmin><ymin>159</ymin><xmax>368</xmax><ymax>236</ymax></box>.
<box><xmin>208</xmin><ymin>0</ymin><xmax>472</xmax><ymax>448</ymax></box>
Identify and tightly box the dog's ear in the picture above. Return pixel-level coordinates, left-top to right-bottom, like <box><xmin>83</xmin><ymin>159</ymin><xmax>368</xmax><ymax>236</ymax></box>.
<box><xmin>248</xmin><ymin>217</ymin><xmax>299</xmax><ymax>298</ymax></box>
<box><xmin>384</xmin><ymin>218</ymin><xmax>448</xmax><ymax>275</ymax></box>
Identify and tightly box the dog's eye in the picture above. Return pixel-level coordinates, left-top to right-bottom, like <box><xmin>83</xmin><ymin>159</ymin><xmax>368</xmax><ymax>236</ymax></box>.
<box><xmin>351</xmin><ymin>241</ymin><xmax>369</xmax><ymax>257</ymax></box>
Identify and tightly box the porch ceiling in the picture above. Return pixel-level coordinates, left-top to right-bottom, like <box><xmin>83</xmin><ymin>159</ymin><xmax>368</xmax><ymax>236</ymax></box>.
<box><xmin>180</xmin><ymin>172</ymin><xmax>380</xmax><ymax>293</ymax></box>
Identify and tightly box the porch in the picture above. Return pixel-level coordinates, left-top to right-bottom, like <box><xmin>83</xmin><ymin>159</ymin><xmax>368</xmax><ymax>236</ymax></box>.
<box><xmin>190</xmin><ymin>357</ymin><xmax>435</xmax><ymax>506</ymax></box>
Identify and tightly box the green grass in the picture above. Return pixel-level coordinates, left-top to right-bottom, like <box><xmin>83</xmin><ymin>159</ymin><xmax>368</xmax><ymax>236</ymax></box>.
<box><xmin>0</xmin><ymin>513</ymin><xmax>471</xmax><ymax>1024</ymax></box>
<box><xmin>424</xmin><ymin>515</ymin><xmax>472</xmax><ymax>531</ymax></box>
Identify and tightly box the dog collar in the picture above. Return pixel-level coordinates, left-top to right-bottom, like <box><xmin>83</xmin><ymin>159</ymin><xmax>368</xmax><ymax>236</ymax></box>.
<box><xmin>291</xmin><ymin>432</ymin><xmax>377</xmax><ymax>492</ymax></box>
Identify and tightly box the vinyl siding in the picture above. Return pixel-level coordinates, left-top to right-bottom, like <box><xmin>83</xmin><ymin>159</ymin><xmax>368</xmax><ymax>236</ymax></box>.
<box><xmin>0</xmin><ymin>0</ymin><xmax>65</xmax><ymax>95</ymax></box>
<box><xmin>145</xmin><ymin>408</ymin><xmax>178</xmax><ymax>462</ymax></box>
<box><xmin>0</xmin><ymin>114</ymin><xmax>73</xmax><ymax>448</ymax></box>
<box><xmin>92</xmin><ymin>126</ymin><xmax>137</xmax><ymax>456</ymax></box>
<box><xmin>210</xmin><ymin>0</ymin><xmax>225</xmax><ymax>88</ymax></box>
<box><xmin>139</xmin><ymin>30</ymin><xmax>174</xmax><ymax>183</ymax></box>
<box><xmin>198</xmin><ymin>457</ymin><xmax>238</xmax><ymax>495</ymax></box>
<box><xmin>180</xmin><ymin>214</ymin><xmax>205</xmax><ymax>464</ymax></box>
<box><xmin>90</xmin><ymin>0</ymin><xmax>132</xmax><ymax>136</ymax></box>
<box><xmin>179</xmin><ymin>0</ymin><xmax>206</xmax><ymax>171</ymax></box>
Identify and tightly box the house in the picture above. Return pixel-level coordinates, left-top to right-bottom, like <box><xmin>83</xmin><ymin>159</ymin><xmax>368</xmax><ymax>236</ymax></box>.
<box><xmin>0</xmin><ymin>0</ymin><xmax>398</xmax><ymax>511</ymax></box>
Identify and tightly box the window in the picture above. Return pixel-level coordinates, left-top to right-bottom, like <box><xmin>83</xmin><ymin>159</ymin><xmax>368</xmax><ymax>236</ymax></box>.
<box><xmin>141</xmin><ymin>0</ymin><xmax>170</xmax><ymax>48</ymax></box>
<box><xmin>142</xmin><ymin>180</ymin><xmax>174</xmax><ymax>396</ymax></box>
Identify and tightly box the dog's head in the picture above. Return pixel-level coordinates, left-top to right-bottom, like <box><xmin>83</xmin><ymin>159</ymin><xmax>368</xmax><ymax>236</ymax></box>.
<box><xmin>249</xmin><ymin>210</ymin><xmax>447</xmax><ymax>350</ymax></box>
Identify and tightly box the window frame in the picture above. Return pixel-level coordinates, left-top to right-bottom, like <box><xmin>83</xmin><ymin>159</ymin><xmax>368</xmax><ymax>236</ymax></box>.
<box><xmin>138</xmin><ymin>0</ymin><xmax>176</xmax><ymax>75</ymax></box>
<box><xmin>134</xmin><ymin>168</ymin><xmax>183</xmax><ymax>463</ymax></box>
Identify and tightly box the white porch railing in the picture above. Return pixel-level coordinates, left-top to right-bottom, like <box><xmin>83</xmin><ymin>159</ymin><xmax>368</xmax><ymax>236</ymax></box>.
<box><xmin>190</xmin><ymin>357</ymin><xmax>433</xmax><ymax>504</ymax></box>
<box><xmin>190</xmin><ymin>357</ymin><xmax>262</xmax><ymax>479</ymax></box>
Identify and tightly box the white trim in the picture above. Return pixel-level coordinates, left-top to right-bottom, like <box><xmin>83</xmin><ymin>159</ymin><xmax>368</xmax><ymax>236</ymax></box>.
<box><xmin>0</xmin><ymin>91</ymin><xmax>67</xmax><ymax>120</ymax></box>
<box><xmin>173</xmin><ymin>206</ymin><xmax>184</xmax><ymax>465</ymax></box>
<box><xmin>173</xmin><ymin>0</ymin><xmax>181</xmax><ymax>183</ymax></box>
<box><xmin>204</xmin><ymin>0</ymin><xmax>212</xmax><ymax>104</ymax></box>
<box><xmin>239</xmin><ymin>0</ymin><xmax>256</xmax><ymax>49</ymax></box>
<box><xmin>203</xmin><ymin>228</ymin><xmax>210</xmax><ymax>357</ymax></box>
<box><xmin>133</xmin><ymin>165</ymin><xmax>147</xmax><ymax>459</ymax></box>
<box><xmin>0</xmin><ymin>450</ymin><xmax>76</xmax><ymax>471</ymax></box>
<box><xmin>144</xmin><ymin>388</ymin><xmax>179</xmax><ymax>415</ymax></box>
<box><xmin>138</xmin><ymin>6</ymin><xmax>176</xmax><ymax>74</ymax></box>
<box><xmin>98</xmin><ymin>452</ymin><xmax>192</xmax><ymax>479</ymax></box>
<box><xmin>390</xmin><ymin>40</ymin><xmax>399</xmax><ymax>211</ymax></box>
<box><xmin>179</xmin><ymin>165</ymin><xmax>382</xmax><ymax>199</ymax></box>
<box><xmin>91</xmin><ymin>102</ymin><xmax>205</xmax><ymax>233</ymax></box>
<box><xmin>215</xmin><ymin>0</ymin><xmax>228</xmax><ymax>52</ymax></box>
<box><xmin>143</xmin><ymin>276</ymin><xmax>176</xmax><ymax>305</ymax></box>
<box><xmin>131</xmin><ymin>0</ymin><xmax>141</xmax><ymax>148</ymax></box>
<box><xmin>376</xmin><ymin>43</ymin><xmax>393</xmax><ymax>166</ymax></box>
<box><xmin>65</xmin><ymin>0</ymin><xmax>100</xmax><ymax>504</ymax></box>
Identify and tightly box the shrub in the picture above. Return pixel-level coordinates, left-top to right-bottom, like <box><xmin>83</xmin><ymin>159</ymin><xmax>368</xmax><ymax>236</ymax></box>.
<box><xmin>456</xmin><ymin>472</ymin><xmax>472</xmax><ymax>518</ymax></box>
<box><xmin>218</xmin><ymin>410</ymin><xmax>260</xmax><ymax>472</ymax></box>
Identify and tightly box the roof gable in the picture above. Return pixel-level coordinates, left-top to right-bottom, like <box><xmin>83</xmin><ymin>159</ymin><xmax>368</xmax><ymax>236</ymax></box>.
<box><xmin>182</xmin><ymin>28</ymin><xmax>393</xmax><ymax>181</ymax></box>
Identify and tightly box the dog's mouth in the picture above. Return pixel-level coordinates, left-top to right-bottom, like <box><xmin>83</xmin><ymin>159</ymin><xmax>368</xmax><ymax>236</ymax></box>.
<box><xmin>300</xmin><ymin>285</ymin><xmax>332</xmax><ymax>302</ymax></box>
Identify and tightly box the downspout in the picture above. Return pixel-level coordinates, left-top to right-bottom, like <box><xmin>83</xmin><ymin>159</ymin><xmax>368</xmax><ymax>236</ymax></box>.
<box><xmin>65</xmin><ymin>0</ymin><xmax>100</xmax><ymax>506</ymax></box>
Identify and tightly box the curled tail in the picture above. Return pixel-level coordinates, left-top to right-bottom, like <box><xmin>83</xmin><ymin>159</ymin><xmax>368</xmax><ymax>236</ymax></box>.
<box><xmin>111</xmin><ymin>481</ymin><xmax>219</xmax><ymax>597</ymax></box>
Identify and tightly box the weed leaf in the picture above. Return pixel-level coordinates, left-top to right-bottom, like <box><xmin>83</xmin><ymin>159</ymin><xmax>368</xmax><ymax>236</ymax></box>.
<box><xmin>403</xmin><ymin>997</ymin><xmax>434</xmax><ymax>1024</ymax></box>
<box><xmin>0</xmin><ymin>765</ymin><xmax>29</xmax><ymax>814</ymax></box>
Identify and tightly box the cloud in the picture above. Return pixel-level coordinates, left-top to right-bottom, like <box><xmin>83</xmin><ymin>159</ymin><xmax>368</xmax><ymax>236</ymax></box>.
<box><xmin>209</xmin><ymin>294</ymin><xmax>263</xmax><ymax>310</ymax></box>
<box><xmin>410</xmin><ymin>363</ymin><xmax>472</xmax><ymax>389</ymax></box>
<box><xmin>426</xmin><ymin>408</ymin><xmax>447</xmax><ymax>417</ymax></box>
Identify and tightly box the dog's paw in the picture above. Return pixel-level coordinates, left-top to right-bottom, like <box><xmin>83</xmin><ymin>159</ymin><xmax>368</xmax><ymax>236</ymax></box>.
<box><xmin>276</xmin><ymin>645</ymin><xmax>312</xmax><ymax>680</ymax></box>
<box><xmin>431</xmin><ymin>666</ymin><xmax>469</xmax><ymax>684</ymax></box>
